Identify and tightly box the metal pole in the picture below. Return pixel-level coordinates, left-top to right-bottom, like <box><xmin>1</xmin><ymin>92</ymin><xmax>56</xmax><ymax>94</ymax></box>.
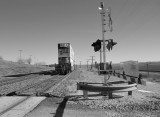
<box><xmin>29</xmin><ymin>55</ymin><xmax>32</xmax><ymax>64</ymax></box>
<box><xmin>19</xmin><ymin>50</ymin><xmax>22</xmax><ymax>60</ymax></box>
<box><xmin>99</xmin><ymin>43</ymin><xmax>103</xmax><ymax>74</ymax></box>
<box><xmin>100</xmin><ymin>46</ymin><xmax>102</xmax><ymax>63</ymax></box>
<box><xmin>80</xmin><ymin>61</ymin><xmax>81</xmax><ymax>68</ymax></box>
<box><xmin>90</xmin><ymin>56</ymin><xmax>95</xmax><ymax>70</ymax></box>
<box><xmin>147</xmin><ymin>63</ymin><xmax>149</xmax><ymax>77</ymax></box>
<box><xmin>99</xmin><ymin>2</ymin><xmax>107</xmax><ymax>84</ymax></box>
<box><xmin>87</xmin><ymin>61</ymin><xmax>89</xmax><ymax>69</ymax></box>
<box><xmin>74</xmin><ymin>60</ymin><xmax>75</xmax><ymax>70</ymax></box>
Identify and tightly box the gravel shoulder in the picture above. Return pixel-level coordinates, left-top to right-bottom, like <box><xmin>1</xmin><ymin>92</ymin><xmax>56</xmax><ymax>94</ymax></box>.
<box><xmin>25</xmin><ymin>68</ymin><xmax>160</xmax><ymax>117</ymax></box>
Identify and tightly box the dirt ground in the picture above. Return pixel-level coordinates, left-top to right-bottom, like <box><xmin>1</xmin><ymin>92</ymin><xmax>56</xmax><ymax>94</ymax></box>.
<box><xmin>24</xmin><ymin>97</ymin><xmax>107</xmax><ymax>117</ymax></box>
<box><xmin>25</xmin><ymin>69</ymin><xmax>160</xmax><ymax>117</ymax></box>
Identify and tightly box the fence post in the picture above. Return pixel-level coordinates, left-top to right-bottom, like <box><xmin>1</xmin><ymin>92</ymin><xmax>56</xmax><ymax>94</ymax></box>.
<box><xmin>118</xmin><ymin>73</ymin><xmax>120</xmax><ymax>78</ymax></box>
<box><xmin>113</xmin><ymin>70</ymin><xmax>115</xmax><ymax>76</ymax></box>
<box><xmin>98</xmin><ymin>66</ymin><xmax>100</xmax><ymax>75</ymax></box>
<box><xmin>128</xmin><ymin>81</ymin><xmax>132</xmax><ymax>95</ymax></box>
<box><xmin>128</xmin><ymin>91</ymin><xmax>132</xmax><ymax>95</ymax></box>
<box><xmin>109</xmin><ymin>92</ymin><xmax>113</xmax><ymax>99</ymax></box>
<box><xmin>130</xmin><ymin>77</ymin><xmax>136</xmax><ymax>83</ymax></box>
<box><xmin>122</xmin><ymin>71</ymin><xmax>126</xmax><ymax>79</ymax></box>
<box><xmin>138</xmin><ymin>73</ymin><xmax>142</xmax><ymax>84</ymax></box>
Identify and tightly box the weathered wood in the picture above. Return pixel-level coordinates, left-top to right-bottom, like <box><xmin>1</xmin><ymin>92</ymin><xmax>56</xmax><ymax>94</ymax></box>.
<box><xmin>128</xmin><ymin>91</ymin><xmax>132</xmax><ymax>95</ymax></box>
<box><xmin>109</xmin><ymin>92</ymin><xmax>112</xmax><ymax>99</ymax></box>
<box><xmin>83</xmin><ymin>90</ymin><xmax>88</xmax><ymax>99</ymax></box>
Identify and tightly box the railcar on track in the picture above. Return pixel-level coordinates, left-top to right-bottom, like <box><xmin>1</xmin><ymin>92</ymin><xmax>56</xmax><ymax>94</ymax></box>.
<box><xmin>55</xmin><ymin>43</ymin><xmax>75</xmax><ymax>75</ymax></box>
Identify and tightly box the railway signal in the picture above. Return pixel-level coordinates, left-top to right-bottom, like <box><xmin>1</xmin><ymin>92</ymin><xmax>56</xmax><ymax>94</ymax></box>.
<box><xmin>91</xmin><ymin>39</ymin><xmax>101</xmax><ymax>52</ymax></box>
<box><xmin>106</xmin><ymin>39</ymin><xmax>117</xmax><ymax>51</ymax></box>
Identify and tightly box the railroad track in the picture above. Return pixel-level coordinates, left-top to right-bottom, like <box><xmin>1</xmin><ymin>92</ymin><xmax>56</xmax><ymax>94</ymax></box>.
<box><xmin>2</xmin><ymin>75</ymin><xmax>64</xmax><ymax>96</ymax></box>
<box><xmin>0</xmin><ymin>74</ymin><xmax>54</xmax><ymax>95</ymax></box>
<box><xmin>0</xmin><ymin>72</ymin><xmax>73</xmax><ymax>117</ymax></box>
<box><xmin>0</xmin><ymin>96</ymin><xmax>46</xmax><ymax>117</ymax></box>
<box><xmin>0</xmin><ymin>74</ymin><xmax>40</xmax><ymax>87</ymax></box>
<box><xmin>10</xmin><ymin>75</ymin><xmax>64</xmax><ymax>96</ymax></box>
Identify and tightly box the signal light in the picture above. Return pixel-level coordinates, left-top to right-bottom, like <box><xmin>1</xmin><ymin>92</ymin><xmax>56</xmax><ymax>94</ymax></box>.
<box><xmin>91</xmin><ymin>39</ymin><xmax>101</xmax><ymax>52</ymax></box>
<box><xmin>106</xmin><ymin>39</ymin><xmax>117</xmax><ymax>51</ymax></box>
<box><xmin>100</xmin><ymin>2</ymin><xmax>104</xmax><ymax>9</ymax></box>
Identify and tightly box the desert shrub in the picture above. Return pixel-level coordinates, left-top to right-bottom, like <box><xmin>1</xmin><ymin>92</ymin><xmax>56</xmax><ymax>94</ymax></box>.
<box><xmin>26</xmin><ymin>58</ymin><xmax>32</xmax><ymax>64</ymax></box>
<box><xmin>17</xmin><ymin>58</ymin><xmax>25</xmax><ymax>64</ymax></box>
<box><xmin>34</xmin><ymin>62</ymin><xmax>46</xmax><ymax>66</ymax></box>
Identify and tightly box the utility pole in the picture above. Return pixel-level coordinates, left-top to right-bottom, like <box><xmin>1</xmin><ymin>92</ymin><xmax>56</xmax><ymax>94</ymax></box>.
<box><xmin>147</xmin><ymin>62</ymin><xmax>150</xmax><ymax>77</ymax></box>
<box><xmin>29</xmin><ymin>55</ymin><xmax>32</xmax><ymax>64</ymax></box>
<box><xmin>87</xmin><ymin>60</ymin><xmax>89</xmax><ymax>69</ymax></box>
<box><xmin>19</xmin><ymin>50</ymin><xmax>22</xmax><ymax>60</ymax></box>
<box><xmin>73</xmin><ymin>60</ymin><xmax>76</xmax><ymax>70</ymax></box>
<box><xmin>80</xmin><ymin>61</ymin><xmax>81</xmax><ymax>68</ymax></box>
<box><xmin>90</xmin><ymin>56</ymin><xmax>95</xmax><ymax>69</ymax></box>
<box><xmin>99</xmin><ymin>43</ymin><xmax>103</xmax><ymax>73</ymax></box>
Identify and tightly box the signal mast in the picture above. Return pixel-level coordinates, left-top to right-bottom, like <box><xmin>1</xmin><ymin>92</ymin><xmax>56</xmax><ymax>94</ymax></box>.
<box><xmin>91</xmin><ymin>2</ymin><xmax>116</xmax><ymax>84</ymax></box>
<box><xmin>99</xmin><ymin>2</ymin><xmax>108</xmax><ymax>84</ymax></box>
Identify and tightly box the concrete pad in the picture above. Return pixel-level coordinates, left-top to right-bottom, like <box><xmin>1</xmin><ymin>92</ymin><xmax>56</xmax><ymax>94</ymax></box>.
<box><xmin>0</xmin><ymin>96</ymin><xmax>27</xmax><ymax>113</ymax></box>
<box><xmin>1</xmin><ymin>97</ymin><xmax>46</xmax><ymax>117</ymax></box>
<box><xmin>24</xmin><ymin>97</ymin><xmax>107</xmax><ymax>117</ymax></box>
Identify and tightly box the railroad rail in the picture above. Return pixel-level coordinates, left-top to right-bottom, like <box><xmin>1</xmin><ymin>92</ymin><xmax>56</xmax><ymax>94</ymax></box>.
<box><xmin>0</xmin><ymin>71</ymin><xmax>75</xmax><ymax>116</ymax></box>
<box><xmin>0</xmin><ymin>96</ymin><xmax>46</xmax><ymax>117</ymax></box>
<box><xmin>0</xmin><ymin>74</ymin><xmax>40</xmax><ymax>87</ymax></box>
<box><xmin>1</xmin><ymin>70</ymin><xmax>75</xmax><ymax>96</ymax></box>
<box><xmin>4</xmin><ymin>75</ymin><xmax>63</xmax><ymax>96</ymax></box>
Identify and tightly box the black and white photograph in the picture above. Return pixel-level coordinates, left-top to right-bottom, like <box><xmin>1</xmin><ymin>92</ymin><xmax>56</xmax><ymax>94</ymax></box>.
<box><xmin>0</xmin><ymin>0</ymin><xmax>160</xmax><ymax>117</ymax></box>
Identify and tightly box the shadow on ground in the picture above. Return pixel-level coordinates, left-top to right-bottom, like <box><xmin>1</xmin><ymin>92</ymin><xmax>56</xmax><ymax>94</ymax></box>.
<box><xmin>53</xmin><ymin>97</ymin><xmax>68</xmax><ymax>117</ymax></box>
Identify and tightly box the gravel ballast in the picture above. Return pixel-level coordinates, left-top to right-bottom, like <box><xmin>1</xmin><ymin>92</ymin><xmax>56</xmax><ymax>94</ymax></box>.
<box><xmin>50</xmin><ymin>68</ymin><xmax>160</xmax><ymax>117</ymax></box>
<box><xmin>0</xmin><ymin>75</ymin><xmax>54</xmax><ymax>95</ymax></box>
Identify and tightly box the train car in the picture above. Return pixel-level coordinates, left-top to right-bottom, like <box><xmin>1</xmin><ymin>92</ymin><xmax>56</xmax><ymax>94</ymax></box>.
<box><xmin>55</xmin><ymin>43</ymin><xmax>75</xmax><ymax>75</ymax></box>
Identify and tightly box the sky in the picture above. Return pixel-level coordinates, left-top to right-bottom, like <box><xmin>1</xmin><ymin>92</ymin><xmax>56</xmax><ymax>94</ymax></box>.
<box><xmin>0</xmin><ymin>0</ymin><xmax>160</xmax><ymax>65</ymax></box>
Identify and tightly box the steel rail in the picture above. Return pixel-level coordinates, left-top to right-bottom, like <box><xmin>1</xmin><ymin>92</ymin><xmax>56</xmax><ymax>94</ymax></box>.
<box><xmin>0</xmin><ymin>97</ymin><xmax>29</xmax><ymax>116</ymax></box>
<box><xmin>0</xmin><ymin>72</ymin><xmax>74</xmax><ymax>116</ymax></box>
<box><xmin>0</xmin><ymin>74</ymin><xmax>40</xmax><ymax>87</ymax></box>
<box><xmin>14</xmin><ymin>75</ymin><xmax>61</xmax><ymax>95</ymax></box>
<box><xmin>3</xmin><ymin>71</ymin><xmax>74</xmax><ymax>96</ymax></box>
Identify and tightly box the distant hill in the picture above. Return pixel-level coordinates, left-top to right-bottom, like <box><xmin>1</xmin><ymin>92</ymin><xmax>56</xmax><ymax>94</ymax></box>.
<box><xmin>139</xmin><ymin>62</ymin><xmax>160</xmax><ymax>72</ymax></box>
<box><xmin>0</xmin><ymin>59</ymin><xmax>53</xmax><ymax>76</ymax></box>
<box><xmin>112</xmin><ymin>61</ymin><xmax>160</xmax><ymax>72</ymax></box>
